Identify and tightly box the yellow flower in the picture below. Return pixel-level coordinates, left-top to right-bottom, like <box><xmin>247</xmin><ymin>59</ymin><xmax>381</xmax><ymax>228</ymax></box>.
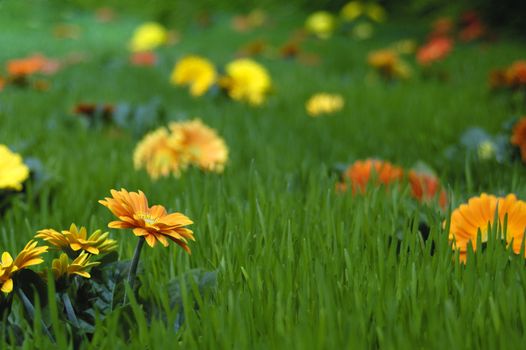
<box><xmin>390</xmin><ymin>39</ymin><xmax>417</xmax><ymax>55</ymax></box>
<box><xmin>99</xmin><ymin>189</ymin><xmax>195</xmax><ymax>250</ymax></box>
<box><xmin>305</xmin><ymin>11</ymin><xmax>336</xmax><ymax>39</ymax></box>
<box><xmin>365</xmin><ymin>3</ymin><xmax>387</xmax><ymax>22</ymax></box>
<box><xmin>341</xmin><ymin>1</ymin><xmax>363</xmax><ymax>21</ymax></box>
<box><xmin>169</xmin><ymin>119</ymin><xmax>228</xmax><ymax>173</ymax></box>
<box><xmin>129</xmin><ymin>22</ymin><xmax>167</xmax><ymax>52</ymax></box>
<box><xmin>170</xmin><ymin>56</ymin><xmax>217</xmax><ymax>97</ymax></box>
<box><xmin>134</xmin><ymin>126</ymin><xmax>187</xmax><ymax>179</ymax></box>
<box><xmin>52</xmin><ymin>252</ymin><xmax>99</xmax><ymax>279</ymax></box>
<box><xmin>448</xmin><ymin>194</ymin><xmax>526</xmax><ymax>262</ymax></box>
<box><xmin>220</xmin><ymin>58</ymin><xmax>271</xmax><ymax>106</ymax></box>
<box><xmin>0</xmin><ymin>240</ymin><xmax>48</xmax><ymax>294</ymax></box>
<box><xmin>477</xmin><ymin>140</ymin><xmax>496</xmax><ymax>160</ymax></box>
<box><xmin>0</xmin><ymin>144</ymin><xmax>30</xmax><ymax>191</ymax></box>
<box><xmin>36</xmin><ymin>223</ymin><xmax>117</xmax><ymax>255</ymax></box>
<box><xmin>367</xmin><ymin>49</ymin><xmax>411</xmax><ymax>79</ymax></box>
<box><xmin>306</xmin><ymin>93</ymin><xmax>344</xmax><ymax>117</ymax></box>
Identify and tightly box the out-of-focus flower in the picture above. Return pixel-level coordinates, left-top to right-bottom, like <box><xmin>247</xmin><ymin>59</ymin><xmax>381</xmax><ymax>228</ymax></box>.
<box><xmin>459</xmin><ymin>11</ymin><xmax>485</xmax><ymax>42</ymax></box>
<box><xmin>390</xmin><ymin>39</ymin><xmax>417</xmax><ymax>55</ymax></box>
<box><xmin>0</xmin><ymin>240</ymin><xmax>48</xmax><ymax>294</ymax></box>
<box><xmin>337</xmin><ymin>159</ymin><xmax>403</xmax><ymax>194</ymax></box>
<box><xmin>305</xmin><ymin>11</ymin><xmax>336</xmax><ymax>39</ymax></box>
<box><xmin>408</xmin><ymin>170</ymin><xmax>447</xmax><ymax>208</ymax></box>
<box><xmin>0</xmin><ymin>144</ymin><xmax>30</xmax><ymax>191</ymax></box>
<box><xmin>477</xmin><ymin>140</ymin><xmax>496</xmax><ymax>160</ymax></box>
<box><xmin>232</xmin><ymin>9</ymin><xmax>266</xmax><ymax>32</ymax></box>
<box><xmin>430</xmin><ymin>17</ymin><xmax>454</xmax><ymax>38</ymax></box>
<box><xmin>511</xmin><ymin>117</ymin><xmax>526</xmax><ymax>161</ymax></box>
<box><xmin>448</xmin><ymin>193</ymin><xmax>526</xmax><ymax>262</ymax></box>
<box><xmin>341</xmin><ymin>2</ymin><xmax>386</xmax><ymax>22</ymax></box>
<box><xmin>7</xmin><ymin>54</ymin><xmax>60</xmax><ymax>78</ymax></box>
<box><xmin>129</xmin><ymin>22</ymin><xmax>167</xmax><ymax>52</ymax></box>
<box><xmin>367</xmin><ymin>49</ymin><xmax>411</xmax><ymax>79</ymax></box>
<box><xmin>341</xmin><ymin>1</ymin><xmax>363</xmax><ymax>22</ymax></box>
<box><xmin>237</xmin><ymin>40</ymin><xmax>268</xmax><ymax>58</ymax></box>
<box><xmin>220</xmin><ymin>58</ymin><xmax>271</xmax><ymax>106</ymax></box>
<box><xmin>306</xmin><ymin>93</ymin><xmax>344</xmax><ymax>117</ymax></box>
<box><xmin>170</xmin><ymin>56</ymin><xmax>216</xmax><ymax>97</ymax></box>
<box><xmin>130</xmin><ymin>51</ymin><xmax>157</xmax><ymax>66</ymax></box>
<box><xmin>490</xmin><ymin>60</ymin><xmax>526</xmax><ymax>90</ymax></box>
<box><xmin>36</xmin><ymin>223</ymin><xmax>117</xmax><ymax>255</ymax></box>
<box><xmin>365</xmin><ymin>3</ymin><xmax>386</xmax><ymax>23</ymax></box>
<box><xmin>134</xmin><ymin>126</ymin><xmax>186</xmax><ymax>179</ymax></box>
<box><xmin>99</xmin><ymin>189</ymin><xmax>195</xmax><ymax>250</ymax></box>
<box><xmin>134</xmin><ymin>119</ymin><xmax>228</xmax><ymax>178</ymax></box>
<box><xmin>52</xmin><ymin>252</ymin><xmax>99</xmax><ymax>280</ymax></box>
<box><xmin>95</xmin><ymin>7</ymin><xmax>115</xmax><ymax>22</ymax></box>
<box><xmin>169</xmin><ymin>119</ymin><xmax>228</xmax><ymax>173</ymax></box>
<box><xmin>352</xmin><ymin>22</ymin><xmax>374</xmax><ymax>40</ymax></box>
<box><xmin>416</xmin><ymin>37</ymin><xmax>453</xmax><ymax>65</ymax></box>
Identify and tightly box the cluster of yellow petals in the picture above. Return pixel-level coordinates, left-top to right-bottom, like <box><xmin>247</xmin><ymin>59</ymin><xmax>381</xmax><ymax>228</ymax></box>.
<box><xmin>340</xmin><ymin>1</ymin><xmax>387</xmax><ymax>22</ymax></box>
<box><xmin>305</xmin><ymin>93</ymin><xmax>344</xmax><ymax>117</ymax></box>
<box><xmin>367</xmin><ymin>49</ymin><xmax>411</xmax><ymax>79</ymax></box>
<box><xmin>305</xmin><ymin>11</ymin><xmax>336</xmax><ymax>39</ymax></box>
<box><xmin>0</xmin><ymin>144</ymin><xmax>30</xmax><ymax>191</ymax></box>
<box><xmin>448</xmin><ymin>193</ymin><xmax>526</xmax><ymax>262</ymax></box>
<box><xmin>134</xmin><ymin>119</ymin><xmax>228</xmax><ymax>179</ymax></box>
<box><xmin>0</xmin><ymin>240</ymin><xmax>48</xmax><ymax>294</ymax></box>
<box><xmin>99</xmin><ymin>189</ymin><xmax>195</xmax><ymax>250</ymax></box>
<box><xmin>52</xmin><ymin>252</ymin><xmax>100</xmax><ymax>280</ymax></box>
<box><xmin>36</xmin><ymin>223</ymin><xmax>117</xmax><ymax>255</ymax></box>
<box><xmin>170</xmin><ymin>55</ymin><xmax>217</xmax><ymax>97</ymax></box>
<box><xmin>129</xmin><ymin>22</ymin><xmax>167</xmax><ymax>52</ymax></box>
<box><xmin>220</xmin><ymin>58</ymin><xmax>271</xmax><ymax>106</ymax></box>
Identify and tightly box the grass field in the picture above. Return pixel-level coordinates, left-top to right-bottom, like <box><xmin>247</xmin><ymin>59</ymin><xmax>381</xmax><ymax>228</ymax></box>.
<box><xmin>1</xmin><ymin>1</ymin><xmax>526</xmax><ymax>348</ymax></box>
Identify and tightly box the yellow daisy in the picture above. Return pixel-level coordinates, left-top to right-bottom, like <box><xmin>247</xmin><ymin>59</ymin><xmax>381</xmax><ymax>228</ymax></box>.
<box><xmin>220</xmin><ymin>58</ymin><xmax>271</xmax><ymax>106</ymax></box>
<box><xmin>52</xmin><ymin>252</ymin><xmax>100</xmax><ymax>279</ymax></box>
<box><xmin>0</xmin><ymin>144</ymin><xmax>30</xmax><ymax>191</ymax></box>
<box><xmin>170</xmin><ymin>56</ymin><xmax>217</xmax><ymax>97</ymax></box>
<box><xmin>129</xmin><ymin>22</ymin><xmax>167</xmax><ymax>52</ymax></box>
<box><xmin>306</xmin><ymin>93</ymin><xmax>344</xmax><ymax>117</ymax></box>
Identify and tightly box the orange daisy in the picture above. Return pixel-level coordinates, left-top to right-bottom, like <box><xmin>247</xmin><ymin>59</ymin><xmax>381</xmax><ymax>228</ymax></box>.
<box><xmin>511</xmin><ymin>117</ymin><xmax>526</xmax><ymax>161</ymax></box>
<box><xmin>416</xmin><ymin>36</ymin><xmax>453</xmax><ymax>65</ymax></box>
<box><xmin>169</xmin><ymin>119</ymin><xmax>228</xmax><ymax>173</ymax></box>
<box><xmin>338</xmin><ymin>159</ymin><xmax>403</xmax><ymax>194</ymax></box>
<box><xmin>99</xmin><ymin>189</ymin><xmax>194</xmax><ymax>251</ymax></box>
<box><xmin>506</xmin><ymin>60</ymin><xmax>526</xmax><ymax>87</ymax></box>
<box><xmin>448</xmin><ymin>193</ymin><xmax>526</xmax><ymax>262</ymax></box>
<box><xmin>408</xmin><ymin>170</ymin><xmax>447</xmax><ymax>208</ymax></box>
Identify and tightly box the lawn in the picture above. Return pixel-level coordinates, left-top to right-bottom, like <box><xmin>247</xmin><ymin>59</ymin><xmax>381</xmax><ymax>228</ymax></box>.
<box><xmin>1</xmin><ymin>0</ymin><xmax>526</xmax><ymax>348</ymax></box>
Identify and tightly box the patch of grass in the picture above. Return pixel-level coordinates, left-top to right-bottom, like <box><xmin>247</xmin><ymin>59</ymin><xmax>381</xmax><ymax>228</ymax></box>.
<box><xmin>1</xmin><ymin>1</ymin><xmax>526</xmax><ymax>348</ymax></box>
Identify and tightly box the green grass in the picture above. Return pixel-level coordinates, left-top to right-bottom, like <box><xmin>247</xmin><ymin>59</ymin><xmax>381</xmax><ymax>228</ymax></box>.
<box><xmin>1</xmin><ymin>1</ymin><xmax>526</xmax><ymax>348</ymax></box>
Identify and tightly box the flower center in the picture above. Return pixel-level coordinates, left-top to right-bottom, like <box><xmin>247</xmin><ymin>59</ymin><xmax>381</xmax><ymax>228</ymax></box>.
<box><xmin>137</xmin><ymin>213</ymin><xmax>157</xmax><ymax>226</ymax></box>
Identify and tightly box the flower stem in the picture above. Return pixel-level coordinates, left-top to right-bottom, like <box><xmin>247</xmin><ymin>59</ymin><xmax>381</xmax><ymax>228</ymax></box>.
<box><xmin>123</xmin><ymin>237</ymin><xmax>145</xmax><ymax>305</ymax></box>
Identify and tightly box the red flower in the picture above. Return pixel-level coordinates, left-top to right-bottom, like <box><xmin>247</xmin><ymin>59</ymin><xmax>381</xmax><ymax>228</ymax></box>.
<box><xmin>416</xmin><ymin>37</ymin><xmax>453</xmax><ymax>65</ymax></box>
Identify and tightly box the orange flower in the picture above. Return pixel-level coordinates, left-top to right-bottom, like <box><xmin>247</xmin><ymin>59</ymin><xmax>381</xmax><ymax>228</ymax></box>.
<box><xmin>459</xmin><ymin>11</ymin><xmax>485</xmax><ymax>42</ymax></box>
<box><xmin>506</xmin><ymin>60</ymin><xmax>526</xmax><ymax>87</ymax></box>
<box><xmin>130</xmin><ymin>51</ymin><xmax>157</xmax><ymax>66</ymax></box>
<box><xmin>169</xmin><ymin>119</ymin><xmax>228</xmax><ymax>173</ymax></box>
<box><xmin>448</xmin><ymin>193</ymin><xmax>526</xmax><ymax>262</ymax></box>
<box><xmin>511</xmin><ymin>117</ymin><xmax>526</xmax><ymax>161</ymax></box>
<box><xmin>7</xmin><ymin>54</ymin><xmax>59</xmax><ymax>77</ymax></box>
<box><xmin>99</xmin><ymin>189</ymin><xmax>194</xmax><ymax>251</ymax></box>
<box><xmin>367</xmin><ymin>49</ymin><xmax>411</xmax><ymax>79</ymax></box>
<box><xmin>338</xmin><ymin>159</ymin><xmax>403</xmax><ymax>194</ymax></box>
<box><xmin>408</xmin><ymin>170</ymin><xmax>447</xmax><ymax>208</ymax></box>
<box><xmin>416</xmin><ymin>37</ymin><xmax>453</xmax><ymax>65</ymax></box>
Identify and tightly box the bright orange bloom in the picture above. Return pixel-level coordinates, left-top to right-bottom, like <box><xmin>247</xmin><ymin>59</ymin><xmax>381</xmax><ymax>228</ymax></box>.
<box><xmin>511</xmin><ymin>117</ymin><xmax>526</xmax><ymax>161</ymax></box>
<box><xmin>416</xmin><ymin>37</ymin><xmax>453</xmax><ymax>65</ymax></box>
<box><xmin>338</xmin><ymin>159</ymin><xmax>403</xmax><ymax>194</ymax></box>
<box><xmin>7</xmin><ymin>54</ymin><xmax>59</xmax><ymax>77</ymax></box>
<box><xmin>408</xmin><ymin>170</ymin><xmax>447</xmax><ymax>208</ymax></box>
<box><xmin>448</xmin><ymin>193</ymin><xmax>526</xmax><ymax>262</ymax></box>
<box><xmin>99</xmin><ymin>189</ymin><xmax>194</xmax><ymax>251</ymax></box>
